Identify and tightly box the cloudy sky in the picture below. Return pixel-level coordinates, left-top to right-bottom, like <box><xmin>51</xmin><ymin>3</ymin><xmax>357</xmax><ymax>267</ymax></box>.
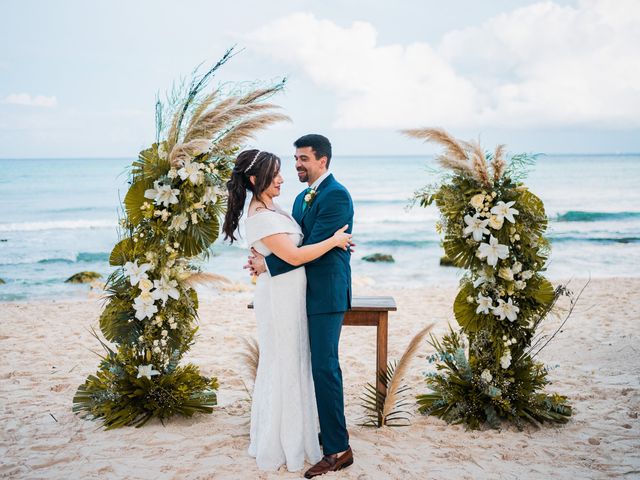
<box><xmin>1</xmin><ymin>0</ymin><xmax>639</xmax><ymax>158</ymax></box>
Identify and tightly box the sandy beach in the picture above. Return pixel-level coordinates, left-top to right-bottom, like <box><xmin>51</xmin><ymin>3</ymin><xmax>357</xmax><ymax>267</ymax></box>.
<box><xmin>1</xmin><ymin>277</ymin><xmax>639</xmax><ymax>479</ymax></box>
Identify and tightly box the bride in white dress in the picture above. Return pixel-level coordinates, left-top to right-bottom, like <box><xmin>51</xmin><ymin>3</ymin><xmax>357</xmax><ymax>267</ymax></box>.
<box><xmin>222</xmin><ymin>149</ymin><xmax>352</xmax><ymax>472</ymax></box>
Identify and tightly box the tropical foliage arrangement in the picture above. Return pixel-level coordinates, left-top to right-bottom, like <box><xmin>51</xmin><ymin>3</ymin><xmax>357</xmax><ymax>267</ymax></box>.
<box><xmin>405</xmin><ymin>128</ymin><xmax>575</xmax><ymax>429</ymax></box>
<box><xmin>73</xmin><ymin>48</ymin><xmax>288</xmax><ymax>428</ymax></box>
<box><xmin>360</xmin><ymin>324</ymin><xmax>433</xmax><ymax>427</ymax></box>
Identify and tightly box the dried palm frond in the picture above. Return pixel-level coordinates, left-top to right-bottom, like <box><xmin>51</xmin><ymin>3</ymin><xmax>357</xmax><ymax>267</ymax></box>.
<box><xmin>434</xmin><ymin>153</ymin><xmax>474</xmax><ymax>176</ymax></box>
<box><xmin>469</xmin><ymin>140</ymin><xmax>491</xmax><ymax>187</ymax></box>
<box><xmin>382</xmin><ymin>323</ymin><xmax>434</xmax><ymax>422</ymax></box>
<box><xmin>402</xmin><ymin>128</ymin><xmax>469</xmax><ymax>163</ymax></box>
<box><xmin>169</xmin><ymin>139</ymin><xmax>213</xmax><ymax>167</ymax></box>
<box><xmin>360</xmin><ymin>323</ymin><xmax>434</xmax><ymax>427</ymax></box>
<box><xmin>184</xmin><ymin>101</ymin><xmax>281</xmax><ymax>143</ymax></box>
<box><xmin>238</xmin><ymin>336</ymin><xmax>260</xmax><ymax>385</ymax></box>
<box><xmin>183</xmin><ymin>90</ymin><xmax>220</xmax><ymax>139</ymax></box>
<box><xmin>237</xmin><ymin>85</ymin><xmax>284</xmax><ymax>105</ymax></box>
<box><xmin>492</xmin><ymin>144</ymin><xmax>506</xmax><ymax>182</ymax></box>
<box><xmin>183</xmin><ymin>271</ymin><xmax>233</xmax><ymax>288</ymax></box>
<box><xmin>214</xmin><ymin>113</ymin><xmax>291</xmax><ymax>152</ymax></box>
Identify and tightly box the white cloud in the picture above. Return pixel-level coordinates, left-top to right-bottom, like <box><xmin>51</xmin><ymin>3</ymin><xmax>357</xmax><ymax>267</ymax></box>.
<box><xmin>4</xmin><ymin>93</ymin><xmax>58</xmax><ymax>108</ymax></box>
<box><xmin>247</xmin><ymin>1</ymin><xmax>640</xmax><ymax>129</ymax></box>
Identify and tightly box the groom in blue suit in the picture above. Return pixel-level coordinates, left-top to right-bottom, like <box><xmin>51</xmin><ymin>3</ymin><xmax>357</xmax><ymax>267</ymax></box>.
<box><xmin>249</xmin><ymin>134</ymin><xmax>354</xmax><ymax>477</ymax></box>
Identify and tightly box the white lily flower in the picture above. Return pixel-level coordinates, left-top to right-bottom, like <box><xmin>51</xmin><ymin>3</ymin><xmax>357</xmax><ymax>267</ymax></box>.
<box><xmin>492</xmin><ymin>299</ymin><xmax>506</xmax><ymax>319</ymax></box>
<box><xmin>475</xmin><ymin>294</ymin><xmax>493</xmax><ymax>314</ymax></box>
<box><xmin>202</xmin><ymin>185</ymin><xmax>224</xmax><ymax>204</ymax></box>
<box><xmin>477</xmin><ymin>235</ymin><xmax>509</xmax><ymax>267</ymax></box>
<box><xmin>137</xmin><ymin>364</ymin><xmax>160</xmax><ymax>379</ymax></box>
<box><xmin>178</xmin><ymin>159</ymin><xmax>204</xmax><ymax>185</ymax></box>
<box><xmin>123</xmin><ymin>260</ymin><xmax>152</xmax><ymax>286</ymax></box>
<box><xmin>169</xmin><ymin>213</ymin><xmax>188</xmax><ymax>231</ymax></box>
<box><xmin>133</xmin><ymin>295</ymin><xmax>157</xmax><ymax>320</ymax></box>
<box><xmin>473</xmin><ymin>270</ymin><xmax>496</xmax><ymax>288</ymax></box>
<box><xmin>144</xmin><ymin>180</ymin><xmax>180</xmax><ymax>208</ymax></box>
<box><xmin>520</xmin><ymin>270</ymin><xmax>534</xmax><ymax>280</ymax></box>
<box><xmin>463</xmin><ymin>214</ymin><xmax>490</xmax><ymax>242</ymax></box>
<box><xmin>152</xmin><ymin>277</ymin><xmax>180</xmax><ymax>305</ymax></box>
<box><xmin>502</xmin><ymin>297</ymin><xmax>520</xmax><ymax>322</ymax></box>
<box><xmin>490</xmin><ymin>200</ymin><xmax>519</xmax><ymax>224</ymax></box>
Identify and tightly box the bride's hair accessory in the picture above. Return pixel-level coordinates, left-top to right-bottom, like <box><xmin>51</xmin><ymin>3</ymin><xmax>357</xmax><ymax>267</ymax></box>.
<box><xmin>244</xmin><ymin>150</ymin><xmax>262</xmax><ymax>173</ymax></box>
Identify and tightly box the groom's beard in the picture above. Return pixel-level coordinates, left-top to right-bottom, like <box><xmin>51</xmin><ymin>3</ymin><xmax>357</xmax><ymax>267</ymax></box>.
<box><xmin>297</xmin><ymin>168</ymin><xmax>309</xmax><ymax>183</ymax></box>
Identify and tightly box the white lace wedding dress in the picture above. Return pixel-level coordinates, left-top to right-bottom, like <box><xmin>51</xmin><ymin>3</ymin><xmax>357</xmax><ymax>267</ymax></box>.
<box><xmin>244</xmin><ymin>206</ymin><xmax>322</xmax><ymax>472</ymax></box>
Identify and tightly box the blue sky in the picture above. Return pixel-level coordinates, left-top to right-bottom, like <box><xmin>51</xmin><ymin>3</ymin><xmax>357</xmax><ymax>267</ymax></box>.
<box><xmin>1</xmin><ymin>0</ymin><xmax>639</xmax><ymax>158</ymax></box>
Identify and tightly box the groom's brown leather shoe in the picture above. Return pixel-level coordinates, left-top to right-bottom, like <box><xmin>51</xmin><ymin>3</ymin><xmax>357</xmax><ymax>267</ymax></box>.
<box><xmin>304</xmin><ymin>447</ymin><xmax>353</xmax><ymax>478</ymax></box>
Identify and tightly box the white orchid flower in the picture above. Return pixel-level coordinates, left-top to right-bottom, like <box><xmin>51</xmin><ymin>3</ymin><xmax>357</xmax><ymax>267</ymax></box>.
<box><xmin>137</xmin><ymin>364</ymin><xmax>160</xmax><ymax>380</ymax></box>
<box><xmin>490</xmin><ymin>200</ymin><xmax>519</xmax><ymax>224</ymax></box>
<box><xmin>477</xmin><ymin>235</ymin><xmax>509</xmax><ymax>267</ymax></box>
<box><xmin>475</xmin><ymin>294</ymin><xmax>493</xmax><ymax>314</ymax></box>
<box><xmin>169</xmin><ymin>213</ymin><xmax>188</xmax><ymax>231</ymax></box>
<box><xmin>152</xmin><ymin>277</ymin><xmax>180</xmax><ymax>304</ymax></box>
<box><xmin>463</xmin><ymin>214</ymin><xmax>490</xmax><ymax>242</ymax></box>
<box><xmin>123</xmin><ymin>260</ymin><xmax>152</xmax><ymax>286</ymax></box>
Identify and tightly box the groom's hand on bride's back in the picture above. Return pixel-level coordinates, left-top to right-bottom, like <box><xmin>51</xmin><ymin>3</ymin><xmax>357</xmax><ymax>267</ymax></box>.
<box><xmin>244</xmin><ymin>248</ymin><xmax>267</xmax><ymax>276</ymax></box>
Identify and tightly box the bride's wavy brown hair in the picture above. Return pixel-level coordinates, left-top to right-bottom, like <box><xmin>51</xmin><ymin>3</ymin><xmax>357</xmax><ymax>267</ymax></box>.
<box><xmin>223</xmin><ymin>149</ymin><xmax>281</xmax><ymax>244</ymax></box>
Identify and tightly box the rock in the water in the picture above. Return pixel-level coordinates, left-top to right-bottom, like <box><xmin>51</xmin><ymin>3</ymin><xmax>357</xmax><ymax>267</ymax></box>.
<box><xmin>0</xmin><ymin>278</ymin><xmax>5</xmax><ymax>284</ymax></box>
<box><xmin>439</xmin><ymin>255</ymin><xmax>456</xmax><ymax>267</ymax></box>
<box><xmin>362</xmin><ymin>253</ymin><xmax>395</xmax><ymax>263</ymax></box>
<box><xmin>65</xmin><ymin>271</ymin><xmax>102</xmax><ymax>284</ymax></box>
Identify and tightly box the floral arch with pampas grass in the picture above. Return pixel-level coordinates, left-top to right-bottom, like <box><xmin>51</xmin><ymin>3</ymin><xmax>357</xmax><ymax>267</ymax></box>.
<box><xmin>405</xmin><ymin>128</ymin><xmax>581</xmax><ymax>430</ymax></box>
<box><xmin>73</xmin><ymin>48</ymin><xmax>289</xmax><ymax>428</ymax></box>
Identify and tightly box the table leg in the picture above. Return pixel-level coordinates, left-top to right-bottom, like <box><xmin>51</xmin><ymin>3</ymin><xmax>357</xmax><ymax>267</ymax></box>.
<box><xmin>376</xmin><ymin>312</ymin><xmax>389</xmax><ymax>427</ymax></box>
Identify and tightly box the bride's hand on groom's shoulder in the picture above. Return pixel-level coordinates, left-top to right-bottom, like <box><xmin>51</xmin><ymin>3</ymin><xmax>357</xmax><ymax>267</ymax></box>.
<box><xmin>332</xmin><ymin>225</ymin><xmax>354</xmax><ymax>251</ymax></box>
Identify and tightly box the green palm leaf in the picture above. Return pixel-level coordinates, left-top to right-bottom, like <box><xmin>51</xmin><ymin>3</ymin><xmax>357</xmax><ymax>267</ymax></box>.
<box><xmin>109</xmin><ymin>237</ymin><xmax>135</xmax><ymax>266</ymax></box>
<box><xmin>181</xmin><ymin>215</ymin><xmax>220</xmax><ymax>257</ymax></box>
<box><xmin>124</xmin><ymin>179</ymin><xmax>152</xmax><ymax>226</ymax></box>
<box><xmin>453</xmin><ymin>282</ymin><xmax>490</xmax><ymax>333</ymax></box>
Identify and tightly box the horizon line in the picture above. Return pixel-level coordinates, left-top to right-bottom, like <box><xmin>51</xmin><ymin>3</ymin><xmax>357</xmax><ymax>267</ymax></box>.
<box><xmin>2</xmin><ymin>152</ymin><xmax>640</xmax><ymax>160</ymax></box>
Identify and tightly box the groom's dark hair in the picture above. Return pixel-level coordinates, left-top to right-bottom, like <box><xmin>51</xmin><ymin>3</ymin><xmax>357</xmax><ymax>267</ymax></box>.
<box><xmin>294</xmin><ymin>134</ymin><xmax>332</xmax><ymax>167</ymax></box>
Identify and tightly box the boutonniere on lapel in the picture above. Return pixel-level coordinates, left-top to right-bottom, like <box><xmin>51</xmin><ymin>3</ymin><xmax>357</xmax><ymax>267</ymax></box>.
<box><xmin>303</xmin><ymin>187</ymin><xmax>317</xmax><ymax>211</ymax></box>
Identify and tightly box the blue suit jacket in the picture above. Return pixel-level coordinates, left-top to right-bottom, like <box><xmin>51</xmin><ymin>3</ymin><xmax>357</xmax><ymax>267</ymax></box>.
<box><xmin>265</xmin><ymin>174</ymin><xmax>353</xmax><ymax>315</ymax></box>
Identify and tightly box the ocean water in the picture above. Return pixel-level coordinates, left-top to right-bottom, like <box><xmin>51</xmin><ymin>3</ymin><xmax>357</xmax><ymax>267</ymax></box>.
<box><xmin>1</xmin><ymin>154</ymin><xmax>639</xmax><ymax>301</ymax></box>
